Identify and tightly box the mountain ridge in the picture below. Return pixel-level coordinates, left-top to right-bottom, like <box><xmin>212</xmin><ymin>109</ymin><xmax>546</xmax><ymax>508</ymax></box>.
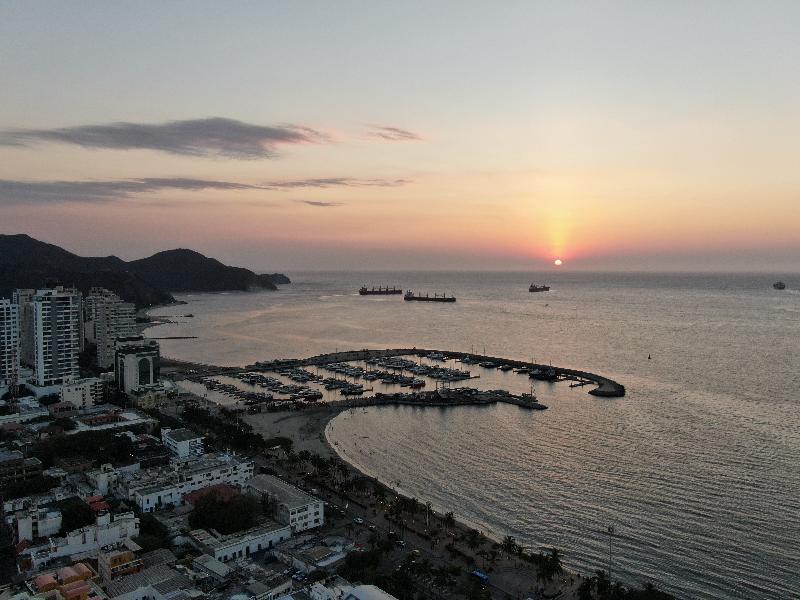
<box><xmin>0</xmin><ymin>234</ymin><xmax>290</xmax><ymax>308</ymax></box>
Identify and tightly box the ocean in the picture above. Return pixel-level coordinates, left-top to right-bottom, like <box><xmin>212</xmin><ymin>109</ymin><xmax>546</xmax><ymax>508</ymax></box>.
<box><xmin>147</xmin><ymin>271</ymin><xmax>800</xmax><ymax>599</ymax></box>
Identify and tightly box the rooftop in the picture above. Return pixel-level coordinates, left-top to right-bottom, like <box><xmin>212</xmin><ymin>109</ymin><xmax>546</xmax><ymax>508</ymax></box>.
<box><xmin>246</xmin><ymin>474</ymin><xmax>318</xmax><ymax>508</ymax></box>
<box><xmin>163</xmin><ymin>428</ymin><xmax>203</xmax><ymax>443</ymax></box>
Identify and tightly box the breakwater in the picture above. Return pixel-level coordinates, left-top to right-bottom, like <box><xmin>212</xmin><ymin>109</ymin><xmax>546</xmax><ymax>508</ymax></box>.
<box><xmin>249</xmin><ymin>347</ymin><xmax>625</xmax><ymax>398</ymax></box>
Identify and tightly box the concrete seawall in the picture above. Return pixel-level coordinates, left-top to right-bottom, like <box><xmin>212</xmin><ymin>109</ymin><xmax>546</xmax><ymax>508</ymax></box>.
<box><xmin>251</xmin><ymin>347</ymin><xmax>625</xmax><ymax>398</ymax></box>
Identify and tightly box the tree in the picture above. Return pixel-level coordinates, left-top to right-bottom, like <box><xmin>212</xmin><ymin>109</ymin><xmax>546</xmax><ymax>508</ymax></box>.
<box><xmin>134</xmin><ymin>513</ymin><xmax>171</xmax><ymax>552</ymax></box>
<box><xmin>501</xmin><ymin>535</ymin><xmax>519</xmax><ymax>558</ymax></box>
<box><xmin>188</xmin><ymin>491</ymin><xmax>261</xmax><ymax>534</ymax></box>
<box><xmin>56</xmin><ymin>497</ymin><xmax>95</xmax><ymax>535</ymax></box>
<box><xmin>444</xmin><ymin>511</ymin><xmax>456</xmax><ymax>534</ymax></box>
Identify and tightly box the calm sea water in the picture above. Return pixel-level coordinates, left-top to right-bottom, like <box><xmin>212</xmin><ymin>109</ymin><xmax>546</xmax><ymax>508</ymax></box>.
<box><xmin>148</xmin><ymin>271</ymin><xmax>800</xmax><ymax>599</ymax></box>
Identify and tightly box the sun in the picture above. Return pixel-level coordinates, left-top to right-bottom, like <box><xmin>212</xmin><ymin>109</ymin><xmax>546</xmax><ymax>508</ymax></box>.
<box><xmin>554</xmin><ymin>259</ymin><xmax>563</xmax><ymax>266</ymax></box>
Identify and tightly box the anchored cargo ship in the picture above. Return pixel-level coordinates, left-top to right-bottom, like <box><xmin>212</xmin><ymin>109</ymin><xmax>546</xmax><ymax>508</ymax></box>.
<box><xmin>529</xmin><ymin>284</ymin><xmax>551</xmax><ymax>292</ymax></box>
<box><xmin>359</xmin><ymin>286</ymin><xmax>403</xmax><ymax>295</ymax></box>
<box><xmin>404</xmin><ymin>291</ymin><xmax>456</xmax><ymax>303</ymax></box>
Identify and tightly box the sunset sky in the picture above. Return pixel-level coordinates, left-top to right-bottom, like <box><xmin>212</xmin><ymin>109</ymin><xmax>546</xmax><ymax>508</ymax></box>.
<box><xmin>1</xmin><ymin>2</ymin><xmax>799</xmax><ymax>271</ymax></box>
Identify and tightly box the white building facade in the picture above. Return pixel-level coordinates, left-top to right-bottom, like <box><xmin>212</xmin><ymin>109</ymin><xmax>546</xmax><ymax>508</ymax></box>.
<box><xmin>18</xmin><ymin>511</ymin><xmax>139</xmax><ymax>572</ymax></box>
<box><xmin>118</xmin><ymin>452</ymin><xmax>254</xmax><ymax>513</ymax></box>
<box><xmin>84</xmin><ymin>288</ymin><xmax>136</xmax><ymax>369</ymax></box>
<box><xmin>246</xmin><ymin>474</ymin><xmax>324</xmax><ymax>532</ymax></box>
<box><xmin>0</xmin><ymin>299</ymin><xmax>20</xmax><ymax>388</ymax></box>
<box><xmin>115</xmin><ymin>336</ymin><xmax>160</xmax><ymax>394</ymax></box>
<box><xmin>190</xmin><ymin>522</ymin><xmax>292</xmax><ymax>562</ymax></box>
<box><xmin>32</xmin><ymin>287</ymin><xmax>81</xmax><ymax>387</ymax></box>
<box><xmin>12</xmin><ymin>289</ymin><xmax>36</xmax><ymax>367</ymax></box>
<box><xmin>160</xmin><ymin>428</ymin><xmax>204</xmax><ymax>458</ymax></box>
<box><xmin>60</xmin><ymin>377</ymin><xmax>105</xmax><ymax>409</ymax></box>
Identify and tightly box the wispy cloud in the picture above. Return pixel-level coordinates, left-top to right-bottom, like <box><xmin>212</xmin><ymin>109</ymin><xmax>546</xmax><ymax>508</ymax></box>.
<box><xmin>0</xmin><ymin>178</ymin><xmax>264</xmax><ymax>205</ymax></box>
<box><xmin>0</xmin><ymin>118</ymin><xmax>331</xmax><ymax>159</ymax></box>
<box><xmin>297</xmin><ymin>200</ymin><xmax>343</xmax><ymax>207</ymax></box>
<box><xmin>262</xmin><ymin>177</ymin><xmax>411</xmax><ymax>189</ymax></box>
<box><xmin>0</xmin><ymin>176</ymin><xmax>411</xmax><ymax>205</ymax></box>
<box><xmin>365</xmin><ymin>125</ymin><xmax>422</xmax><ymax>142</ymax></box>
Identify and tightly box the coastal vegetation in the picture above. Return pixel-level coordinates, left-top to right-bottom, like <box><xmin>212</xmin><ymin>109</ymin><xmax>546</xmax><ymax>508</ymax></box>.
<box><xmin>577</xmin><ymin>570</ymin><xmax>674</xmax><ymax>600</ymax></box>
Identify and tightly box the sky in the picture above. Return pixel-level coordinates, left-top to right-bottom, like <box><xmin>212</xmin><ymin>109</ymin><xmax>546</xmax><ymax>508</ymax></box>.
<box><xmin>1</xmin><ymin>1</ymin><xmax>799</xmax><ymax>272</ymax></box>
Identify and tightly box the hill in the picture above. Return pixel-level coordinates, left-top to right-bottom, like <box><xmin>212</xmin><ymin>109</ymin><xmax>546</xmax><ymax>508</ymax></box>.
<box><xmin>0</xmin><ymin>234</ymin><xmax>289</xmax><ymax>308</ymax></box>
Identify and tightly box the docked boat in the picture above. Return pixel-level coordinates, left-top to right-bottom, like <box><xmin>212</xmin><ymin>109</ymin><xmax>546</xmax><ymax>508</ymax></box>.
<box><xmin>360</xmin><ymin>286</ymin><xmax>403</xmax><ymax>295</ymax></box>
<box><xmin>529</xmin><ymin>284</ymin><xmax>551</xmax><ymax>292</ymax></box>
<box><xmin>773</xmin><ymin>281</ymin><xmax>786</xmax><ymax>290</ymax></box>
<box><xmin>404</xmin><ymin>291</ymin><xmax>456</xmax><ymax>302</ymax></box>
<box><xmin>530</xmin><ymin>366</ymin><xmax>557</xmax><ymax>381</ymax></box>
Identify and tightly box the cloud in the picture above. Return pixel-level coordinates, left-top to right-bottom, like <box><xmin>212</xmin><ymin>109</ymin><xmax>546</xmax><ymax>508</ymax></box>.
<box><xmin>0</xmin><ymin>175</ymin><xmax>411</xmax><ymax>205</ymax></box>
<box><xmin>0</xmin><ymin>117</ymin><xmax>331</xmax><ymax>159</ymax></box>
<box><xmin>262</xmin><ymin>177</ymin><xmax>411</xmax><ymax>189</ymax></box>
<box><xmin>297</xmin><ymin>200</ymin><xmax>343</xmax><ymax>207</ymax></box>
<box><xmin>366</xmin><ymin>125</ymin><xmax>422</xmax><ymax>142</ymax></box>
<box><xmin>0</xmin><ymin>177</ymin><xmax>265</xmax><ymax>205</ymax></box>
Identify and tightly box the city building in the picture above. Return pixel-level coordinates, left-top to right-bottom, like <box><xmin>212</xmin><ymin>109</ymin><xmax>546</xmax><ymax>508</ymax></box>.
<box><xmin>29</xmin><ymin>562</ymin><xmax>99</xmax><ymax>598</ymax></box>
<box><xmin>160</xmin><ymin>428</ymin><xmax>204</xmax><ymax>458</ymax></box>
<box><xmin>0</xmin><ymin>298</ymin><xmax>20</xmax><ymax>390</ymax></box>
<box><xmin>192</xmin><ymin>554</ymin><xmax>232</xmax><ymax>582</ymax></box>
<box><xmin>84</xmin><ymin>288</ymin><xmax>136</xmax><ymax>369</ymax></box>
<box><xmin>246</xmin><ymin>474</ymin><xmax>325</xmax><ymax>532</ymax></box>
<box><xmin>8</xmin><ymin>505</ymin><xmax>62</xmax><ymax>544</ymax></box>
<box><xmin>189</xmin><ymin>520</ymin><xmax>292</xmax><ymax>562</ymax></box>
<box><xmin>114</xmin><ymin>336</ymin><xmax>160</xmax><ymax>394</ymax></box>
<box><xmin>0</xmin><ymin>450</ymin><xmax>43</xmax><ymax>487</ymax></box>
<box><xmin>106</xmin><ymin>563</ymin><xmax>194</xmax><ymax>600</ymax></box>
<box><xmin>70</xmin><ymin>406</ymin><xmax>157</xmax><ymax>435</ymax></box>
<box><xmin>17</xmin><ymin>510</ymin><xmax>139</xmax><ymax>572</ymax></box>
<box><xmin>60</xmin><ymin>377</ymin><xmax>105</xmax><ymax>409</ymax></box>
<box><xmin>12</xmin><ymin>289</ymin><xmax>36</xmax><ymax>367</ymax></box>
<box><xmin>117</xmin><ymin>452</ymin><xmax>254</xmax><ymax>512</ymax></box>
<box><xmin>0</xmin><ymin>396</ymin><xmax>49</xmax><ymax>427</ymax></box>
<box><xmin>98</xmin><ymin>546</ymin><xmax>144</xmax><ymax>582</ymax></box>
<box><xmin>31</xmin><ymin>287</ymin><xmax>81</xmax><ymax>387</ymax></box>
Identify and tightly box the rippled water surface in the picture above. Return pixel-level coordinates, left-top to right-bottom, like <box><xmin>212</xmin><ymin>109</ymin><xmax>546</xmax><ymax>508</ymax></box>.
<box><xmin>149</xmin><ymin>271</ymin><xmax>800</xmax><ymax>599</ymax></box>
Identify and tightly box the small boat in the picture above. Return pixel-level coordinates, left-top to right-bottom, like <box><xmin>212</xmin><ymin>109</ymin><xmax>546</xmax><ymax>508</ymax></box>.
<box><xmin>529</xmin><ymin>284</ymin><xmax>551</xmax><ymax>293</ymax></box>
<box><xmin>498</xmin><ymin>364</ymin><xmax>513</xmax><ymax>371</ymax></box>
<box><xmin>773</xmin><ymin>281</ymin><xmax>786</xmax><ymax>290</ymax></box>
<box><xmin>404</xmin><ymin>291</ymin><xmax>456</xmax><ymax>303</ymax></box>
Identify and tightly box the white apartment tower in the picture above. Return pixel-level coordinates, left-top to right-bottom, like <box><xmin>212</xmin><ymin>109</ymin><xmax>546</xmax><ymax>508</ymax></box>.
<box><xmin>84</xmin><ymin>288</ymin><xmax>136</xmax><ymax>368</ymax></box>
<box><xmin>12</xmin><ymin>289</ymin><xmax>36</xmax><ymax>367</ymax></box>
<box><xmin>32</xmin><ymin>287</ymin><xmax>81</xmax><ymax>387</ymax></box>
<box><xmin>0</xmin><ymin>299</ymin><xmax>20</xmax><ymax>389</ymax></box>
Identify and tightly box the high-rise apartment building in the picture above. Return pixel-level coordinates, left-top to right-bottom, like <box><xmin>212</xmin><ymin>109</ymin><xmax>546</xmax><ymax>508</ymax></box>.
<box><xmin>114</xmin><ymin>336</ymin><xmax>160</xmax><ymax>394</ymax></box>
<box><xmin>0</xmin><ymin>299</ymin><xmax>20</xmax><ymax>389</ymax></box>
<box><xmin>12</xmin><ymin>289</ymin><xmax>36</xmax><ymax>367</ymax></box>
<box><xmin>84</xmin><ymin>288</ymin><xmax>136</xmax><ymax>369</ymax></box>
<box><xmin>32</xmin><ymin>287</ymin><xmax>81</xmax><ymax>387</ymax></box>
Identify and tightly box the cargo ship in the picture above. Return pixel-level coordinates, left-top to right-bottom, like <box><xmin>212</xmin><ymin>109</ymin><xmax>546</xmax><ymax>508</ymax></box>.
<box><xmin>404</xmin><ymin>291</ymin><xmax>456</xmax><ymax>303</ymax></box>
<box><xmin>529</xmin><ymin>284</ymin><xmax>551</xmax><ymax>292</ymax></box>
<box><xmin>359</xmin><ymin>286</ymin><xmax>403</xmax><ymax>295</ymax></box>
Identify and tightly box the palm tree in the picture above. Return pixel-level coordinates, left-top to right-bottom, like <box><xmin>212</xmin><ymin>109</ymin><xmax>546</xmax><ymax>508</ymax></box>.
<box><xmin>501</xmin><ymin>535</ymin><xmax>519</xmax><ymax>558</ymax></box>
<box><xmin>443</xmin><ymin>511</ymin><xmax>455</xmax><ymax>536</ymax></box>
